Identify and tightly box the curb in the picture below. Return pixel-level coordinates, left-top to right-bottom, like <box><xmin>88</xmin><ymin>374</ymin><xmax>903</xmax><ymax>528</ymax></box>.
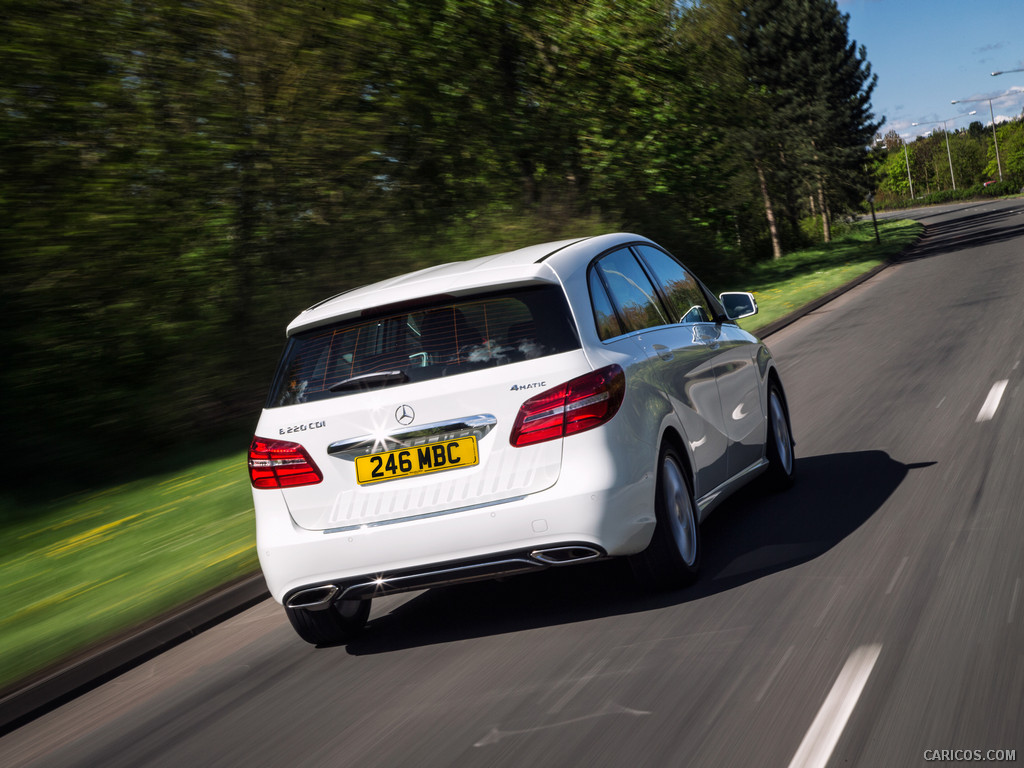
<box><xmin>750</xmin><ymin>225</ymin><xmax>925</xmax><ymax>339</ymax></box>
<box><xmin>0</xmin><ymin>227</ymin><xmax>925</xmax><ymax>736</ymax></box>
<box><xmin>751</xmin><ymin>260</ymin><xmax>890</xmax><ymax>339</ymax></box>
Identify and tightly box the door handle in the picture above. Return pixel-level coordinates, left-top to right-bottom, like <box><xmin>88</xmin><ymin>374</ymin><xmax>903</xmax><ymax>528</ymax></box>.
<box><xmin>652</xmin><ymin>344</ymin><xmax>674</xmax><ymax>362</ymax></box>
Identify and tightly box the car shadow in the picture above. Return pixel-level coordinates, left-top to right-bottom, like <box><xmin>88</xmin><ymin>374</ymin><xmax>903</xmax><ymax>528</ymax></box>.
<box><xmin>344</xmin><ymin>450</ymin><xmax>935</xmax><ymax>655</ymax></box>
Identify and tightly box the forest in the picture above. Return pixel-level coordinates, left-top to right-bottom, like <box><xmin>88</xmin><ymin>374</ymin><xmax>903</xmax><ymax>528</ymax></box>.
<box><xmin>2</xmin><ymin>0</ymin><xmax>884</xmax><ymax>489</ymax></box>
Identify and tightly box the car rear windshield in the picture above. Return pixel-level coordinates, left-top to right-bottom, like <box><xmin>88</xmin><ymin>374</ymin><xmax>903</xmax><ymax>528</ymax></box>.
<box><xmin>267</xmin><ymin>283</ymin><xmax>581</xmax><ymax>407</ymax></box>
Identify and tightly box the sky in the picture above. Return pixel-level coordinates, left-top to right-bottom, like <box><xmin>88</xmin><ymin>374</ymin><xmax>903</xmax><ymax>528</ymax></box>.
<box><xmin>840</xmin><ymin>0</ymin><xmax>1024</xmax><ymax>141</ymax></box>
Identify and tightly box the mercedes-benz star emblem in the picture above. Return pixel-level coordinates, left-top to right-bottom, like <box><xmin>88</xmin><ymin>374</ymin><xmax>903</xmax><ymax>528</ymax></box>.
<box><xmin>396</xmin><ymin>405</ymin><xmax>415</xmax><ymax>425</ymax></box>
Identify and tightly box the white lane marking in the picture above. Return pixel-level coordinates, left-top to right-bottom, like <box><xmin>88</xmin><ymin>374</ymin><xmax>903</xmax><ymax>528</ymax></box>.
<box><xmin>936</xmin><ymin>397</ymin><xmax>946</xmax><ymax>409</ymax></box>
<box><xmin>756</xmin><ymin>645</ymin><xmax>795</xmax><ymax>702</ymax></box>
<box><xmin>814</xmin><ymin>586</ymin><xmax>842</xmax><ymax>628</ymax></box>
<box><xmin>977</xmin><ymin>380</ymin><xmax>1008</xmax><ymax>422</ymax></box>
<box><xmin>474</xmin><ymin>702</ymin><xmax>650</xmax><ymax>746</ymax></box>
<box><xmin>885</xmin><ymin>556</ymin><xmax>909</xmax><ymax>595</ymax></box>
<box><xmin>1009</xmin><ymin>578</ymin><xmax>1021</xmax><ymax>624</ymax></box>
<box><xmin>548</xmin><ymin>658</ymin><xmax>608</xmax><ymax>714</ymax></box>
<box><xmin>787</xmin><ymin>644</ymin><xmax>882</xmax><ymax>768</ymax></box>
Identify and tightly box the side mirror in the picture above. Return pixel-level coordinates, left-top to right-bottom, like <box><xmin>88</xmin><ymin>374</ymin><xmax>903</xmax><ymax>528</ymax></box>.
<box><xmin>719</xmin><ymin>291</ymin><xmax>758</xmax><ymax>321</ymax></box>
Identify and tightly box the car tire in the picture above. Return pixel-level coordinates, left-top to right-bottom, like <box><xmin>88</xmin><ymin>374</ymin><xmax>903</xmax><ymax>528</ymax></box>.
<box><xmin>764</xmin><ymin>380</ymin><xmax>795</xmax><ymax>490</ymax></box>
<box><xmin>630</xmin><ymin>444</ymin><xmax>701</xmax><ymax>590</ymax></box>
<box><xmin>285</xmin><ymin>598</ymin><xmax>371</xmax><ymax>646</ymax></box>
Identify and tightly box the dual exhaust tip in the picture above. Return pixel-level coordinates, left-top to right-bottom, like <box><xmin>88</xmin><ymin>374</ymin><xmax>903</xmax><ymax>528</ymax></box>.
<box><xmin>286</xmin><ymin>585</ymin><xmax>339</xmax><ymax>611</ymax></box>
<box><xmin>284</xmin><ymin>545</ymin><xmax>603</xmax><ymax>610</ymax></box>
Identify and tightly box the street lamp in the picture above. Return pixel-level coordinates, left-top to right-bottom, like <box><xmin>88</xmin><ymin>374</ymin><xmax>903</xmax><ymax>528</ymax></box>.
<box><xmin>911</xmin><ymin>112</ymin><xmax>976</xmax><ymax>191</ymax></box>
<box><xmin>901</xmin><ymin>134</ymin><xmax>915</xmax><ymax>199</ymax></box>
<box><xmin>952</xmin><ymin>96</ymin><xmax>1004</xmax><ymax>181</ymax></box>
<box><xmin>991</xmin><ymin>67</ymin><xmax>1024</xmax><ymax>76</ymax></box>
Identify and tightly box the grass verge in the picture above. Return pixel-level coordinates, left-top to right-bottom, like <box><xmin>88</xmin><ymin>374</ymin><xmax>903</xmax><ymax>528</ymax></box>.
<box><xmin>0</xmin><ymin>451</ymin><xmax>257</xmax><ymax>693</ymax></box>
<box><xmin>0</xmin><ymin>217</ymin><xmax>923</xmax><ymax>693</ymax></box>
<box><xmin>728</xmin><ymin>218</ymin><xmax>923</xmax><ymax>333</ymax></box>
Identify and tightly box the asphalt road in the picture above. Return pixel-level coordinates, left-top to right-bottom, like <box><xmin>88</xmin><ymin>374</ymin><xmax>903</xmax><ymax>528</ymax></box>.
<box><xmin>3</xmin><ymin>199</ymin><xmax>1023</xmax><ymax>768</ymax></box>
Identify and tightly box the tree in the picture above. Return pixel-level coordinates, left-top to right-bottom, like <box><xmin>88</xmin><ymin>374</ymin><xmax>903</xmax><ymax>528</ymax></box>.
<box><xmin>727</xmin><ymin>0</ymin><xmax>880</xmax><ymax>255</ymax></box>
<box><xmin>881</xmin><ymin>129</ymin><xmax>903</xmax><ymax>150</ymax></box>
<box><xmin>0</xmin><ymin>0</ymin><xmax>890</xmax><ymax>488</ymax></box>
<box><xmin>987</xmin><ymin>119</ymin><xmax>1024</xmax><ymax>185</ymax></box>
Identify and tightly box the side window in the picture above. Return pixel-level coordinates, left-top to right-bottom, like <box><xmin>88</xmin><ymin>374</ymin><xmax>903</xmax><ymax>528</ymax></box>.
<box><xmin>634</xmin><ymin>244</ymin><xmax>713</xmax><ymax>324</ymax></box>
<box><xmin>593</xmin><ymin>247</ymin><xmax>668</xmax><ymax>333</ymax></box>
<box><xmin>588</xmin><ymin>269</ymin><xmax>624</xmax><ymax>340</ymax></box>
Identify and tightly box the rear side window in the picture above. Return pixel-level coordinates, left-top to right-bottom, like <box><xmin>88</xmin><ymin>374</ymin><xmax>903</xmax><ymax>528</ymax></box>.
<box><xmin>268</xmin><ymin>284</ymin><xmax>580</xmax><ymax>407</ymax></box>
<box><xmin>588</xmin><ymin>269</ymin><xmax>625</xmax><ymax>341</ymax></box>
<box><xmin>592</xmin><ymin>247</ymin><xmax>667</xmax><ymax>334</ymax></box>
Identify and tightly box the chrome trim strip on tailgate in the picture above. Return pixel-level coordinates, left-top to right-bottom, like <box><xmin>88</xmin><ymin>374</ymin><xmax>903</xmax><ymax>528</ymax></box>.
<box><xmin>322</xmin><ymin>494</ymin><xmax>526</xmax><ymax>534</ymax></box>
<box><xmin>327</xmin><ymin>413</ymin><xmax>497</xmax><ymax>459</ymax></box>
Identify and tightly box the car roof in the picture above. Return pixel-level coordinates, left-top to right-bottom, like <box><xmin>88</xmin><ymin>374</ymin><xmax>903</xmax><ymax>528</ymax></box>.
<box><xmin>286</xmin><ymin>232</ymin><xmax>652</xmax><ymax>335</ymax></box>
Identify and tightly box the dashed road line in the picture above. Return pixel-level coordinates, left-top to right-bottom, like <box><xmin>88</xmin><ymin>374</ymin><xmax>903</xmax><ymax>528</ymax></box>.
<box><xmin>1009</xmin><ymin>578</ymin><xmax>1021</xmax><ymax>624</ymax></box>
<box><xmin>787</xmin><ymin>644</ymin><xmax>882</xmax><ymax>768</ymax></box>
<box><xmin>977</xmin><ymin>380</ymin><xmax>1008</xmax><ymax>422</ymax></box>
<box><xmin>885</xmin><ymin>556</ymin><xmax>909</xmax><ymax>595</ymax></box>
<box><xmin>756</xmin><ymin>645</ymin><xmax>795</xmax><ymax>703</ymax></box>
<box><xmin>814</xmin><ymin>585</ymin><xmax>842</xmax><ymax>628</ymax></box>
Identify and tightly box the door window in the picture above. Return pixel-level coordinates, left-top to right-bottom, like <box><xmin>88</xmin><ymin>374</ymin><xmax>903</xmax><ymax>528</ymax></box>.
<box><xmin>592</xmin><ymin>247</ymin><xmax>668</xmax><ymax>334</ymax></box>
<box><xmin>633</xmin><ymin>244</ymin><xmax>713</xmax><ymax>324</ymax></box>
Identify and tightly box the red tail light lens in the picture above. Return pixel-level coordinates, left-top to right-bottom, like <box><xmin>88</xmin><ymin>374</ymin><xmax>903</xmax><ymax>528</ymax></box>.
<box><xmin>248</xmin><ymin>437</ymin><xmax>323</xmax><ymax>489</ymax></box>
<box><xmin>510</xmin><ymin>364</ymin><xmax>625</xmax><ymax>447</ymax></box>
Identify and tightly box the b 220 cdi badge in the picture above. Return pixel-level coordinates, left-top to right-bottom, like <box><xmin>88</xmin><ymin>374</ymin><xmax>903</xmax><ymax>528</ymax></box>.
<box><xmin>249</xmin><ymin>233</ymin><xmax>794</xmax><ymax>644</ymax></box>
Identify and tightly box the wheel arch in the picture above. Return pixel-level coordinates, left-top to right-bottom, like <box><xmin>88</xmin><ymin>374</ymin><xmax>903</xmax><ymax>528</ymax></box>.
<box><xmin>765</xmin><ymin>365</ymin><xmax>795</xmax><ymax>446</ymax></box>
<box><xmin>657</xmin><ymin>424</ymin><xmax>695</xmax><ymax>487</ymax></box>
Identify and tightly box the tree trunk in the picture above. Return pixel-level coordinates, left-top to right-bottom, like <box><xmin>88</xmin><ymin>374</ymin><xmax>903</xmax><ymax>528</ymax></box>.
<box><xmin>756</xmin><ymin>159</ymin><xmax>783</xmax><ymax>260</ymax></box>
<box><xmin>817</xmin><ymin>182</ymin><xmax>831</xmax><ymax>243</ymax></box>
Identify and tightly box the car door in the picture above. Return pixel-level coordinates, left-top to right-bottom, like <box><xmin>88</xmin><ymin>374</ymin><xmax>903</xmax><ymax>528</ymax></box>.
<box><xmin>590</xmin><ymin>247</ymin><xmax>729</xmax><ymax>501</ymax></box>
<box><xmin>633</xmin><ymin>244</ymin><xmax>766</xmax><ymax>481</ymax></box>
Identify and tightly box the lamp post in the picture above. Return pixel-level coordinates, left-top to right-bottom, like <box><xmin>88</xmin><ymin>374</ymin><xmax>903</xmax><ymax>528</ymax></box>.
<box><xmin>911</xmin><ymin>112</ymin><xmax>975</xmax><ymax>191</ymax></box>
<box><xmin>991</xmin><ymin>67</ymin><xmax>1024</xmax><ymax>76</ymax></box>
<box><xmin>952</xmin><ymin>96</ymin><xmax>1004</xmax><ymax>181</ymax></box>
<box><xmin>902</xmin><ymin>135</ymin><xmax>915</xmax><ymax>199</ymax></box>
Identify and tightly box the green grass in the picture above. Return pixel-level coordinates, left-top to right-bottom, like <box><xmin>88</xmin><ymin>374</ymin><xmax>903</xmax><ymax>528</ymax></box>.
<box><xmin>0</xmin><ymin>452</ymin><xmax>258</xmax><ymax>692</ymax></box>
<box><xmin>0</xmin><ymin>217</ymin><xmax>923</xmax><ymax>693</ymax></box>
<box><xmin>728</xmin><ymin>218</ymin><xmax>923</xmax><ymax>333</ymax></box>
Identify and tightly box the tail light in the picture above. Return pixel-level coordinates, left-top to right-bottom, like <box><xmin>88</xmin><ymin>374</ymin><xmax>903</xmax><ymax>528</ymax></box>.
<box><xmin>248</xmin><ymin>437</ymin><xmax>323</xmax><ymax>489</ymax></box>
<box><xmin>510</xmin><ymin>364</ymin><xmax>625</xmax><ymax>447</ymax></box>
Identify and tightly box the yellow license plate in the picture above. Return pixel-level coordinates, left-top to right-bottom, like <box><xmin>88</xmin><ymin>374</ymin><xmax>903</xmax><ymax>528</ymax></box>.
<box><xmin>355</xmin><ymin>437</ymin><xmax>479</xmax><ymax>485</ymax></box>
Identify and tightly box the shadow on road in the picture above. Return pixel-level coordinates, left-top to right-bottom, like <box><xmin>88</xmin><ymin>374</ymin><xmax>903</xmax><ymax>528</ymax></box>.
<box><xmin>344</xmin><ymin>450</ymin><xmax>935</xmax><ymax>655</ymax></box>
<box><xmin>898</xmin><ymin>203</ymin><xmax>1024</xmax><ymax>261</ymax></box>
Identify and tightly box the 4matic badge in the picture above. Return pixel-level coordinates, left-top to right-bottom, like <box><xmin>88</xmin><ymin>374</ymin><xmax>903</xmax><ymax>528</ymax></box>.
<box><xmin>510</xmin><ymin>381</ymin><xmax>546</xmax><ymax>392</ymax></box>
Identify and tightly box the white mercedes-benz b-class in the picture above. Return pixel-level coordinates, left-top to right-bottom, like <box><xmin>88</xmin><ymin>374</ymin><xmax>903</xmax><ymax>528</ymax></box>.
<box><xmin>248</xmin><ymin>232</ymin><xmax>794</xmax><ymax>644</ymax></box>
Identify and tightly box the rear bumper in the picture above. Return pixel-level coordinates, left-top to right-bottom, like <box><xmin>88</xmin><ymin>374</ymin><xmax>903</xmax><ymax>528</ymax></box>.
<box><xmin>254</xmin><ymin>451</ymin><xmax>655</xmax><ymax>604</ymax></box>
<box><xmin>282</xmin><ymin>542</ymin><xmax>605</xmax><ymax>609</ymax></box>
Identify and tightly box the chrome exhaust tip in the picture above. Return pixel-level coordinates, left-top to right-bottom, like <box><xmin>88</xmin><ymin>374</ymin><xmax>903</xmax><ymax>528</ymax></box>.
<box><xmin>530</xmin><ymin>546</ymin><xmax>603</xmax><ymax>565</ymax></box>
<box><xmin>285</xmin><ymin>585</ymin><xmax>339</xmax><ymax>611</ymax></box>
